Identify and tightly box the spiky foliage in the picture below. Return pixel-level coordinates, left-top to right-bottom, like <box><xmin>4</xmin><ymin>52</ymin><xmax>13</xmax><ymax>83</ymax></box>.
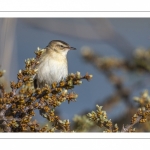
<box><xmin>0</xmin><ymin>47</ymin><xmax>92</xmax><ymax>132</ymax></box>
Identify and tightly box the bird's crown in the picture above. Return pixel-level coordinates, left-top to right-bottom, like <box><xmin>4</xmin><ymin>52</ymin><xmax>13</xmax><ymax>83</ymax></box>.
<box><xmin>46</xmin><ymin>40</ymin><xmax>76</xmax><ymax>51</ymax></box>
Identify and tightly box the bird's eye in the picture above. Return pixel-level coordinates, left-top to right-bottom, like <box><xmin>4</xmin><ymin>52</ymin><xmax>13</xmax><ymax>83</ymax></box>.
<box><xmin>60</xmin><ymin>45</ymin><xmax>64</xmax><ymax>48</ymax></box>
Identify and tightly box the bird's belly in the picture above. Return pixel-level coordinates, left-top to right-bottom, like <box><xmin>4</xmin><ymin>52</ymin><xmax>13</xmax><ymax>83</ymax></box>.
<box><xmin>37</xmin><ymin>58</ymin><xmax>68</xmax><ymax>85</ymax></box>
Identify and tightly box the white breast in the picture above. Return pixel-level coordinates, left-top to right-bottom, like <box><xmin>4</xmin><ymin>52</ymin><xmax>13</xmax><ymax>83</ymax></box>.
<box><xmin>37</xmin><ymin>56</ymin><xmax>68</xmax><ymax>85</ymax></box>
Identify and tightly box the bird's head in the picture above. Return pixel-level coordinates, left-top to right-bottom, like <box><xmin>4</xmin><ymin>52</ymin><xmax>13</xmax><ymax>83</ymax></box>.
<box><xmin>46</xmin><ymin>40</ymin><xmax>76</xmax><ymax>56</ymax></box>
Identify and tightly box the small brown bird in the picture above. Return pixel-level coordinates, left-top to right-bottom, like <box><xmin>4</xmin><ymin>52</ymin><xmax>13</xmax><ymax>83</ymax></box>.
<box><xmin>34</xmin><ymin>40</ymin><xmax>76</xmax><ymax>88</ymax></box>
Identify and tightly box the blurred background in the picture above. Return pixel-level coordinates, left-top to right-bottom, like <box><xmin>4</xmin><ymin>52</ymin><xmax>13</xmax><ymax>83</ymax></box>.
<box><xmin>1</xmin><ymin>18</ymin><xmax>150</xmax><ymax>131</ymax></box>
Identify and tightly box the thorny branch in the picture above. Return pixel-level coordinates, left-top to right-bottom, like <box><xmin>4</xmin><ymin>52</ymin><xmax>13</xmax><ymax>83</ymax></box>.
<box><xmin>0</xmin><ymin>47</ymin><xmax>92</xmax><ymax>132</ymax></box>
<box><xmin>82</xmin><ymin>47</ymin><xmax>150</xmax><ymax>132</ymax></box>
<box><xmin>1</xmin><ymin>45</ymin><xmax>150</xmax><ymax>132</ymax></box>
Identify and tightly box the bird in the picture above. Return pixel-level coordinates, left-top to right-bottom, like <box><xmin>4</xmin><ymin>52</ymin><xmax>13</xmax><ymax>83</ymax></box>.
<box><xmin>34</xmin><ymin>40</ymin><xmax>76</xmax><ymax>88</ymax></box>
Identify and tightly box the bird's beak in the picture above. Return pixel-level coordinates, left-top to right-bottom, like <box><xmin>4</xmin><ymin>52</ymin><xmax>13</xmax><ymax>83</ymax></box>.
<box><xmin>69</xmin><ymin>47</ymin><xmax>76</xmax><ymax>50</ymax></box>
